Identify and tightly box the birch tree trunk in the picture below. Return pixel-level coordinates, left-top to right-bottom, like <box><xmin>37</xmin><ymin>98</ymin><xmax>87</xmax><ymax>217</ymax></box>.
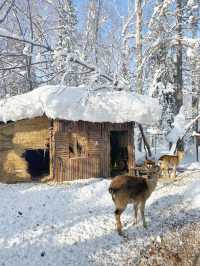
<box><xmin>191</xmin><ymin>0</ymin><xmax>199</xmax><ymax>118</ymax></box>
<box><xmin>135</xmin><ymin>0</ymin><xmax>152</xmax><ymax>156</ymax></box>
<box><xmin>175</xmin><ymin>0</ymin><xmax>183</xmax><ymax>114</ymax></box>
<box><xmin>94</xmin><ymin>0</ymin><xmax>102</xmax><ymax>66</ymax></box>
<box><xmin>27</xmin><ymin>0</ymin><xmax>33</xmax><ymax>91</ymax></box>
<box><xmin>135</xmin><ymin>0</ymin><xmax>142</xmax><ymax>94</ymax></box>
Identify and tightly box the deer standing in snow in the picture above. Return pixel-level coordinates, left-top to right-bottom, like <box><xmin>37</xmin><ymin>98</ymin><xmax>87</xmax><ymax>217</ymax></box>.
<box><xmin>159</xmin><ymin>139</ymin><xmax>184</xmax><ymax>179</ymax></box>
<box><xmin>109</xmin><ymin>165</ymin><xmax>161</xmax><ymax>234</ymax></box>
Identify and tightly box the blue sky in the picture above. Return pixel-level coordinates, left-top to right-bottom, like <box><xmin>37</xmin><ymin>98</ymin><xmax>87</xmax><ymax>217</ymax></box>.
<box><xmin>72</xmin><ymin>0</ymin><xmax>131</xmax><ymax>35</ymax></box>
<box><xmin>72</xmin><ymin>0</ymin><xmax>155</xmax><ymax>37</ymax></box>
<box><xmin>74</xmin><ymin>0</ymin><xmax>129</xmax><ymax>10</ymax></box>
<box><xmin>74</xmin><ymin>0</ymin><xmax>129</xmax><ymax>17</ymax></box>
<box><xmin>73</xmin><ymin>0</ymin><xmax>154</xmax><ymax>17</ymax></box>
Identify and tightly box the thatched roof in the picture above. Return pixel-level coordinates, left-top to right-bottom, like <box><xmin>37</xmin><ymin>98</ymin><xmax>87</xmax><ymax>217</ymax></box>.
<box><xmin>0</xmin><ymin>85</ymin><xmax>161</xmax><ymax>125</ymax></box>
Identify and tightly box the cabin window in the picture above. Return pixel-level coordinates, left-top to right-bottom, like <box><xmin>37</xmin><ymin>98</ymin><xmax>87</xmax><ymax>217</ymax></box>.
<box><xmin>68</xmin><ymin>133</ymin><xmax>87</xmax><ymax>158</ymax></box>
<box><xmin>22</xmin><ymin>149</ymin><xmax>50</xmax><ymax>181</ymax></box>
<box><xmin>110</xmin><ymin>131</ymin><xmax>128</xmax><ymax>176</ymax></box>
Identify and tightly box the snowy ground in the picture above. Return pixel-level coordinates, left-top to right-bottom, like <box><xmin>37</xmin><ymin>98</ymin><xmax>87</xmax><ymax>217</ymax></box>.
<box><xmin>0</xmin><ymin>170</ymin><xmax>200</xmax><ymax>266</ymax></box>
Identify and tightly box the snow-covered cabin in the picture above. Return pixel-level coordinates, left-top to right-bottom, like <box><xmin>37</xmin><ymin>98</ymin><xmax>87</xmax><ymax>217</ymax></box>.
<box><xmin>0</xmin><ymin>86</ymin><xmax>161</xmax><ymax>183</ymax></box>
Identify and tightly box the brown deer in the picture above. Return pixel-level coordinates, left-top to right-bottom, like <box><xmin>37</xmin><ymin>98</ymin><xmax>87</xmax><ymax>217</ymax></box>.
<box><xmin>159</xmin><ymin>139</ymin><xmax>184</xmax><ymax>179</ymax></box>
<box><xmin>109</xmin><ymin>165</ymin><xmax>161</xmax><ymax>234</ymax></box>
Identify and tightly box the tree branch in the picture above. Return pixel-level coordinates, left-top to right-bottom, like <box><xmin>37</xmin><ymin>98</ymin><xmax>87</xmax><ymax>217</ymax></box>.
<box><xmin>70</xmin><ymin>57</ymin><xmax>114</xmax><ymax>83</ymax></box>
<box><xmin>0</xmin><ymin>0</ymin><xmax>15</xmax><ymax>24</ymax></box>
<box><xmin>0</xmin><ymin>32</ymin><xmax>53</xmax><ymax>51</ymax></box>
<box><xmin>0</xmin><ymin>60</ymin><xmax>51</xmax><ymax>71</ymax></box>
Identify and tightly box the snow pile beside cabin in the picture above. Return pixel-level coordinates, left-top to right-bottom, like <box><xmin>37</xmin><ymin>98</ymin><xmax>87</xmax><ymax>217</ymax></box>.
<box><xmin>167</xmin><ymin>106</ymin><xmax>200</xmax><ymax>150</ymax></box>
<box><xmin>167</xmin><ymin>106</ymin><xmax>187</xmax><ymax>143</ymax></box>
<box><xmin>0</xmin><ymin>85</ymin><xmax>161</xmax><ymax>124</ymax></box>
<box><xmin>0</xmin><ymin>171</ymin><xmax>199</xmax><ymax>266</ymax></box>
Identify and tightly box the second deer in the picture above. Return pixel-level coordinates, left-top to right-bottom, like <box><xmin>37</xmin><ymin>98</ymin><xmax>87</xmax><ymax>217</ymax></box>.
<box><xmin>159</xmin><ymin>139</ymin><xmax>184</xmax><ymax>179</ymax></box>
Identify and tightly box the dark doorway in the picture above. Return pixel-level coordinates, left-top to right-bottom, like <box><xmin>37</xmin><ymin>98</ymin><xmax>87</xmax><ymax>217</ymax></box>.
<box><xmin>110</xmin><ymin>131</ymin><xmax>128</xmax><ymax>176</ymax></box>
<box><xmin>23</xmin><ymin>149</ymin><xmax>50</xmax><ymax>181</ymax></box>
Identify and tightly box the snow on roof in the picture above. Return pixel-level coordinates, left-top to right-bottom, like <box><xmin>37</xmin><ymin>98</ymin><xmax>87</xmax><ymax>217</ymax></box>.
<box><xmin>0</xmin><ymin>85</ymin><xmax>161</xmax><ymax>124</ymax></box>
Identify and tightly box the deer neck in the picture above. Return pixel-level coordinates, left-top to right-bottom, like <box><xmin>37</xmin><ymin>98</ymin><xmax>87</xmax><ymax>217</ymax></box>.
<box><xmin>146</xmin><ymin>175</ymin><xmax>158</xmax><ymax>195</ymax></box>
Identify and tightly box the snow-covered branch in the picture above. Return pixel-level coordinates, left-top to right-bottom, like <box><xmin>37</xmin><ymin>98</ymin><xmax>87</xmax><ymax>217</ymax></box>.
<box><xmin>0</xmin><ymin>0</ymin><xmax>15</xmax><ymax>24</ymax></box>
<box><xmin>0</xmin><ymin>28</ymin><xmax>53</xmax><ymax>51</ymax></box>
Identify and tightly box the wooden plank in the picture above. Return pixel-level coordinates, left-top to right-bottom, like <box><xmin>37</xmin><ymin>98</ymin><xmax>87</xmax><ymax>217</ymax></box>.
<box><xmin>59</xmin><ymin>157</ymin><xmax>101</xmax><ymax>181</ymax></box>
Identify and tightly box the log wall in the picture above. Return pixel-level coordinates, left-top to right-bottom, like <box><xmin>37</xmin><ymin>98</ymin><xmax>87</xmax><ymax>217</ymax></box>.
<box><xmin>0</xmin><ymin>117</ymin><xmax>135</xmax><ymax>183</ymax></box>
<box><xmin>52</xmin><ymin>120</ymin><xmax>135</xmax><ymax>182</ymax></box>
<box><xmin>0</xmin><ymin>117</ymin><xmax>50</xmax><ymax>183</ymax></box>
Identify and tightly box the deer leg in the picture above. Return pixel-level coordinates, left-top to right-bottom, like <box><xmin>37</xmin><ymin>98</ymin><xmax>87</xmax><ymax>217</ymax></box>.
<box><xmin>140</xmin><ymin>202</ymin><xmax>147</xmax><ymax>228</ymax></box>
<box><xmin>168</xmin><ymin>169</ymin><xmax>171</xmax><ymax>178</ymax></box>
<box><xmin>163</xmin><ymin>165</ymin><xmax>170</xmax><ymax>178</ymax></box>
<box><xmin>133</xmin><ymin>203</ymin><xmax>139</xmax><ymax>225</ymax></box>
<box><xmin>164</xmin><ymin>168</ymin><xmax>169</xmax><ymax>178</ymax></box>
<box><xmin>115</xmin><ymin>208</ymin><xmax>124</xmax><ymax>234</ymax></box>
<box><xmin>171</xmin><ymin>164</ymin><xmax>177</xmax><ymax>179</ymax></box>
<box><xmin>160</xmin><ymin>162</ymin><xmax>169</xmax><ymax>178</ymax></box>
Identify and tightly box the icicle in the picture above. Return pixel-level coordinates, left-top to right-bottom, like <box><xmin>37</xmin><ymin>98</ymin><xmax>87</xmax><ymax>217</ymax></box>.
<box><xmin>43</xmin><ymin>149</ymin><xmax>46</xmax><ymax>160</ymax></box>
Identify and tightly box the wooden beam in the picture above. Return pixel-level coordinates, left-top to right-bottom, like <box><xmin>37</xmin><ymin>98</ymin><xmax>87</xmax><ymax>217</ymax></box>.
<box><xmin>138</xmin><ymin>124</ymin><xmax>152</xmax><ymax>158</ymax></box>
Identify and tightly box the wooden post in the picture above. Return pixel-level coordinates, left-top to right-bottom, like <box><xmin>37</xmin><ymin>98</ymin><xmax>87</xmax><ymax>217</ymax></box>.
<box><xmin>138</xmin><ymin>124</ymin><xmax>152</xmax><ymax>158</ymax></box>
